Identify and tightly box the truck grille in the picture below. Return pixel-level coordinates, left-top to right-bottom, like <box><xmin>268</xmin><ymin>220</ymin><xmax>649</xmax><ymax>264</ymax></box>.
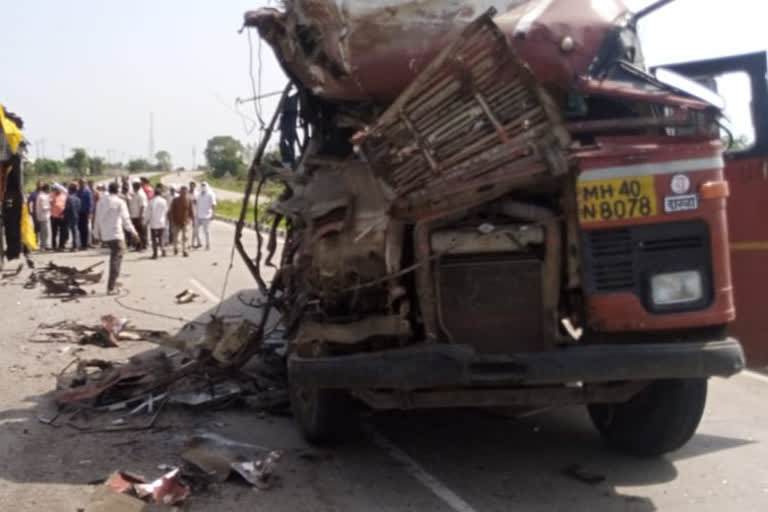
<box><xmin>582</xmin><ymin>221</ymin><xmax>712</xmax><ymax>310</ymax></box>
<box><xmin>585</xmin><ymin>229</ymin><xmax>634</xmax><ymax>291</ymax></box>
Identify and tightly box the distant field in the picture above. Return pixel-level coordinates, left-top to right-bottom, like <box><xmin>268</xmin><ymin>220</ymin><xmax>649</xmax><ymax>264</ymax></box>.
<box><xmin>201</xmin><ymin>172</ymin><xmax>284</xmax><ymax>198</ymax></box>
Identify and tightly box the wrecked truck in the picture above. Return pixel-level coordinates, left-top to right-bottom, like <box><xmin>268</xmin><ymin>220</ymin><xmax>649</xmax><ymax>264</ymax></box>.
<box><xmin>237</xmin><ymin>0</ymin><xmax>745</xmax><ymax>455</ymax></box>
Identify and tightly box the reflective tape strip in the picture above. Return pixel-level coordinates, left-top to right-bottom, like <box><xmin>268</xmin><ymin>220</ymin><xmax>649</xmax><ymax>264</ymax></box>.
<box><xmin>731</xmin><ymin>241</ymin><xmax>768</xmax><ymax>252</ymax></box>
<box><xmin>579</xmin><ymin>156</ymin><xmax>724</xmax><ymax>182</ymax></box>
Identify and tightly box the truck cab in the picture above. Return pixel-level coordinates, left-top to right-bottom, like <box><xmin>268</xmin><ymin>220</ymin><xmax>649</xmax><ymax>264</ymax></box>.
<box><xmin>239</xmin><ymin>0</ymin><xmax>747</xmax><ymax>456</ymax></box>
<box><xmin>656</xmin><ymin>52</ymin><xmax>768</xmax><ymax>367</ymax></box>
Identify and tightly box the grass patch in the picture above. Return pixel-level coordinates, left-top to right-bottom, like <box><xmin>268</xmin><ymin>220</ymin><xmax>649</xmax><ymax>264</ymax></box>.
<box><xmin>202</xmin><ymin>172</ymin><xmax>284</xmax><ymax>199</ymax></box>
<box><xmin>216</xmin><ymin>198</ymin><xmax>286</xmax><ymax>228</ymax></box>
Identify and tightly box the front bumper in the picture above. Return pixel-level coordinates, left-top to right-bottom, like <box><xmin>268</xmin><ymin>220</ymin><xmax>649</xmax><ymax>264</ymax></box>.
<box><xmin>289</xmin><ymin>338</ymin><xmax>744</xmax><ymax>390</ymax></box>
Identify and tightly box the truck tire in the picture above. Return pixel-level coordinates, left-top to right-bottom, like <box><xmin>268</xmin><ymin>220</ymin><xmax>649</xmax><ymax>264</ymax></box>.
<box><xmin>587</xmin><ymin>378</ymin><xmax>707</xmax><ymax>456</ymax></box>
<box><xmin>288</xmin><ymin>358</ymin><xmax>356</xmax><ymax>444</ymax></box>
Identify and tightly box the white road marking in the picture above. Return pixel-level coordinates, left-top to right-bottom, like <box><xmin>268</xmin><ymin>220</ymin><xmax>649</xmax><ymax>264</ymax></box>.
<box><xmin>368</xmin><ymin>428</ymin><xmax>479</xmax><ymax>512</ymax></box>
<box><xmin>741</xmin><ymin>370</ymin><xmax>768</xmax><ymax>384</ymax></box>
<box><xmin>189</xmin><ymin>278</ymin><xmax>220</xmax><ymax>304</ymax></box>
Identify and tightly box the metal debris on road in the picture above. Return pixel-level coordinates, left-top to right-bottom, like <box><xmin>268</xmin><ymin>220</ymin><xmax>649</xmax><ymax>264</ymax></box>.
<box><xmin>96</xmin><ymin>468</ymin><xmax>189</xmax><ymax>508</ymax></box>
<box><xmin>181</xmin><ymin>434</ymin><xmax>283</xmax><ymax>489</ymax></box>
<box><xmin>230</xmin><ymin>450</ymin><xmax>283</xmax><ymax>490</ymax></box>
<box><xmin>175</xmin><ymin>289</ymin><xmax>199</xmax><ymax>304</ymax></box>
<box><xmin>33</xmin><ymin>315</ymin><xmax>175</xmax><ymax>348</ymax></box>
<box><xmin>24</xmin><ymin>261</ymin><xmax>104</xmax><ymax>298</ymax></box>
<box><xmin>134</xmin><ymin>468</ymin><xmax>191</xmax><ymax>505</ymax></box>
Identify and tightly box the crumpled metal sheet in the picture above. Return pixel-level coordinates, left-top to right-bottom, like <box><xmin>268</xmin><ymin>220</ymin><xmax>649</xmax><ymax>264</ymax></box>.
<box><xmin>354</xmin><ymin>10</ymin><xmax>569</xmax><ymax>207</ymax></box>
<box><xmin>246</xmin><ymin>0</ymin><xmax>631</xmax><ymax>101</ymax></box>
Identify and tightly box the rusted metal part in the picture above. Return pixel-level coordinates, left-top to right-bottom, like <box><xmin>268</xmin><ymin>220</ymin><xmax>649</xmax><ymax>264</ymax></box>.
<box><xmin>566</xmin><ymin>116</ymin><xmax>700</xmax><ymax>134</ymax></box>
<box><xmin>431</xmin><ymin>224</ymin><xmax>544</xmax><ymax>254</ymax></box>
<box><xmin>296</xmin><ymin>315</ymin><xmax>411</xmax><ymax>345</ymax></box>
<box><xmin>355</xmin><ymin>10</ymin><xmax>569</xmax><ymax>205</ymax></box>
<box><xmin>496</xmin><ymin>201</ymin><xmax>561</xmax><ymax>345</ymax></box>
<box><xmin>575</xmin><ymin>77</ymin><xmax>713</xmax><ymax>110</ymax></box>
<box><xmin>235</xmin><ymin>84</ymin><xmax>293</xmax><ymax>295</ymax></box>
<box><xmin>246</xmin><ymin>0</ymin><xmax>634</xmax><ymax>102</ymax></box>
<box><xmin>352</xmin><ymin>381</ymin><xmax>647</xmax><ymax>409</ymax></box>
<box><xmin>437</xmin><ymin>257</ymin><xmax>543</xmax><ymax>353</ymax></box>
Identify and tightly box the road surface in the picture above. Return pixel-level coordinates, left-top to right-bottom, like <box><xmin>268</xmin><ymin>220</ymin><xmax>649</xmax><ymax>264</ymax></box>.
<box><xmin>0</xmin><ymin>219</ymin><xmax>766</xmax><ymax>511</ymax></box>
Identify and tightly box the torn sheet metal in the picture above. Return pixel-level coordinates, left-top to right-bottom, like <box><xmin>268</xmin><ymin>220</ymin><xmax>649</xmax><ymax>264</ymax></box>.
<box><xmin>246</xmin><ymin>0</ymin><xmax>633</xmax><ymax>101</ymax></box>
<box><xmin>354</xmin><ymin>10</ymin><xmax>569</xmax><ymax>206</ymax></box>
<box><xmin>181</xmin><ymin>434</ymin><xmax>282</xmax><ymax>489</ymax></box>
<box><xmin>105</xmin><ymin>471</ymin><xmax>147</xmax><ymax>494</ymax></box>
<box><xmin>230</xmin><ymin>450</ymin><xmax>283</xmax><ymax>490</ymax></box>
<box><xmin>134</xmin><ymin>468</ymin><xmax>190</xmax><ymax>505</ymax></box>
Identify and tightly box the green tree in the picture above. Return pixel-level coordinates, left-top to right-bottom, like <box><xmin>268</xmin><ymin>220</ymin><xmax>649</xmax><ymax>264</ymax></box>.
<box><xmin>89</xmin><ymin>156</ymin><xmax>105</xmax><ymax>176</ymax></box>
<box><xmin>65</xmin><ymin>148</ymin><xmax>89</xmax><ymax>176</ymax></box>
<box><xmin>205</xmin><ymin>136</ymin><xmax>245</xmax><ymax>178</ymax></box>
<box><xmin>155</xmin><ymin>150</ymin><xmax>172</xmax><ymax>171</ymax></box>
<box><xmin>127</xmin><ymin>158</ymin><xmax>151</xmax><ymax>173</ymax></box>
<box><xmin>31</xmin><ymin>158</ymin><xmax>62</xmax><ymax>176</ymax></box>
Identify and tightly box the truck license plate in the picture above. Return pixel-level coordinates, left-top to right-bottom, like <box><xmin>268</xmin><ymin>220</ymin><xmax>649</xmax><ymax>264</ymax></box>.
<box><xmin>577</xmin><ymin>176</ymin><xmax>657</xmax><ymax>223</ymax></box>
<box><xmin>664</xmin><ymin>194</ymin><xmax>699</xmax><ymax>213</ymax></box>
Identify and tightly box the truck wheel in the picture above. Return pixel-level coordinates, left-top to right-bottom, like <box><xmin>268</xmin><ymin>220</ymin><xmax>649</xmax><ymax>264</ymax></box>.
<box><xmin>288</xmin><ymin>361</ymin><xmax>355</xmax><ymax>444</ymax></box>
<box><xmin>587</xmin><ymin>378</ymin><xmax>707</xmax><ymax>456</ymax></box>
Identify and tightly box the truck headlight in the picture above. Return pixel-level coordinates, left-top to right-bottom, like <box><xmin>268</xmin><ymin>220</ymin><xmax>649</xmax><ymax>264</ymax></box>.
<box><xmin>651</xmin><ymin>271</ymin><xmax>703</xmax><ymax>306</ymax></box>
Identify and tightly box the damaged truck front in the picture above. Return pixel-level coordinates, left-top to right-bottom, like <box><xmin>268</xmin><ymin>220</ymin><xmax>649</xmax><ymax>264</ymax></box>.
<box><xmin>240</xmin><ymin>0</ymin><xmax>744</xmax><ymax>455</ymax></box>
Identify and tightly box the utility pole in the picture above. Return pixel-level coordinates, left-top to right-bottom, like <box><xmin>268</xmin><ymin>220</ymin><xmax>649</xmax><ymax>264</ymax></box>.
<box><xmin>192</xmin><ymin>145</ymin><xmax>197</xmax><ymax>171</ymax></box>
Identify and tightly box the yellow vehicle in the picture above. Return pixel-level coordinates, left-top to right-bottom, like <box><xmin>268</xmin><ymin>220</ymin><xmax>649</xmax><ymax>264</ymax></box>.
<box><xmin>0</xmin><ymin>104</ymin><xmax>35</xmax><ymax>269</ymax></box>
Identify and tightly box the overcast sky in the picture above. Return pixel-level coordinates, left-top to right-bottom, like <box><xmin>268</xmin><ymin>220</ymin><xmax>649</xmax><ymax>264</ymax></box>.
<box><xmin>4</xmin><ymin>0</ymin><xmax>767</xmax><ymax>167</ymax></box>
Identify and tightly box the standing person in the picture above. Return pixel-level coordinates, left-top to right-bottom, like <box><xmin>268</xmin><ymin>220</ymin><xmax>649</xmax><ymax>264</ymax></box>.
<box><xmin>128</xmin><ymin>181</ymin><xmax>148</xmax><ymax>251</ymax></box>
<box><xmin>76</xmin><ymin>179</ymin><xmax>93</xmax><ymax>250</ymax></box>
<box><xmin>195</xmin><ymin>181</ymin><xmax>216</xmax><ymax>250</ymax></box>
<box><xmin>27</xmin><ymin>181</ymin><xmax>41</xmax><ymax>238</ymax></box>
<box><xmin>119</xmin><ymin>182</ymin><xmax>132</xmax><ymax>246</ymax></box>
<box><xmin>164</xmin><ymin>185</ymin><xmax>177</xmax><ymax>245</ymax></box>
<box><xmin>144</xmin><ymin>183</ymin><xmax>168</xmax><ymax>259</ymax></box>
<box><xmin>189</xmin><ymin>181</ymin><xmax>200</xmax><ymax>249</ymax></box>
<box><xmin>140</xmin><ymin>177</ymin><xmax>154</xmax><ymax>199</ymax></box>
<box><xmin>50</xmin><ymin>184</ymin><xmax>67</xmax><ymax>250</ymax></box>
<box><xmin>35</xmin><ymin>184</ymin><xmax>52</xmax><ymax>250</ymax></box>
<box><xmin>64</xmin><ymin>183</ymin><xmax>81</xmax><ymax>251</ymax></box>
<box><xmin>168</xmin><ymin>185</ymin><xmax>194</xmax><ymax>257</ymax></box>
<box><xmin>94</xmin><ymin>182</ymin><xmax>138</xmax><ymax>294</ymax></box>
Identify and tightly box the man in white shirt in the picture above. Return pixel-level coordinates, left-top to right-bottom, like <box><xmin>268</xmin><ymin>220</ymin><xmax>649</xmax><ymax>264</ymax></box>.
<box><xmin>195</xmin><ymin>181</ymin><xmax>216</xmax><ymax>250</ymax></box>
<box><xmin>94</xmin><ymin>182</ymin><xmax>139</xmax><ymax>294</ymax></box>
<box><xmin>35</xmin><ymin>183</ymin><xmax>52</xmax><ymax>250</ymax></box>
<box><xmin>128</xmin><ymin>180</ymin><xmax>148</xmax><ymax>252</ymax></box>
<box><xmin>144</xmin><ymin>183</ymin><xmax>169</xmax><ymax>259</ymax></box>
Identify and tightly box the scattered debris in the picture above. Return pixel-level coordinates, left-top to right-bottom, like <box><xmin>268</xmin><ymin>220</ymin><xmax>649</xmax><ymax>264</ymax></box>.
<box><xmin>135</xmin><ymin>468</ymin><xmax>190</xmax><ymax>505</ymax></box>
<box><xmin>24</xmin><ymin>261</ymin><xmax>104</xmax><ymax>298</ymax></box>
<box><xmin>96</xmin><ymin>468</ymin><xmax>189</xmax><ymax>509</ymax></box>
<box><xmin>33</xmin><ymin>315</ymin><xmax>175</xmax><ymax>348</ymax></box>
<box><xmin>230</xmin><ymin>450</ymin><xmax>283</xmax><ymax>490</ymax></box>
<box><xmin>181</xmin><ymin>434</ymin><xmax>282</xmax><ymax>489</ymax></box>
<box><xmin>175</xmin><ymin>289</ymin><xmax>199</xmax><ymax>304</ymax></box>
<box><xmin>562</xmin><ymin>464</ymin><xmax>606</xmax><ymax>485</ymax></box>
<box><xmin>1</xmin><ymin>262</ymin><xmax>23</xmax><ymax>279</ymax></box>
<box><xmin>105</xmin><ymin>471</ymin><xmax>147</xmax><ymax>494</ymax></box>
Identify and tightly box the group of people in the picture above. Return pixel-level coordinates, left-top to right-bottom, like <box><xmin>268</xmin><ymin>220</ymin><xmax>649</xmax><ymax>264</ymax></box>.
<box><xmin>26</xmin><ymin>176</ymin><xmax>217</xmax><ymax>294</ymax></box>
<box><xmin>28</xmin><ymin>179</ymin><xmax>96</xmax><ymax>252</ymax></box>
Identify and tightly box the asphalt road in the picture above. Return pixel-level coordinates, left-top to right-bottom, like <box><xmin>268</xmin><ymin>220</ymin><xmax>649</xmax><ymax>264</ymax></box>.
<box><xmin>0</xmin><ymin>219</ymin><xmax>766</xmax><ymax>511</ymax></box>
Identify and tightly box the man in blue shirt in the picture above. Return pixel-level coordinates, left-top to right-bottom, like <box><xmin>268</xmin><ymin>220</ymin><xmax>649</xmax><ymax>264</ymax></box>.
<box><xmin>76</xmin><ymin>178</ymin><xmax>93</xmax><ymax>250</ymax></box>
